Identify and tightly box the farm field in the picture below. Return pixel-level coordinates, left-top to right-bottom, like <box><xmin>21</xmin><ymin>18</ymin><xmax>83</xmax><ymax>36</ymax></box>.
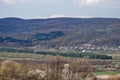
<box><xmin>0</xmin><ymin>51</ymin><xmax>120</xmax><ymax>80</ymax></box>
<box><xmin>95</xmin><ymin>71</ymin><xmax>120</xmax><ymax>75</ymax></box>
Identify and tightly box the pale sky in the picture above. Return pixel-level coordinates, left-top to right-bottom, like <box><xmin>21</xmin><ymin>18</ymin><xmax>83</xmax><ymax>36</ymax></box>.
<box><xmin>0</xmin><ymin>0</ymin><xmax>120</xmax><ymax>18</ymax></box>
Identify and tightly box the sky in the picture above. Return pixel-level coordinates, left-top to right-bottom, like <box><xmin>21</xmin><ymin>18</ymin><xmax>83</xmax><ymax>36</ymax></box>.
<box><xmin>0</xmin><ymin>0</ymin><xmax>120</xmax><ymax>19</ymax></box>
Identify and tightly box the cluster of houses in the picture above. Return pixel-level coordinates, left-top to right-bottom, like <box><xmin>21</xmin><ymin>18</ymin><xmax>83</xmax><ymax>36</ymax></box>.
<box><xmin>30</xmin><ymin>44</ymin><xmax>120</xmax><ymax>52</ymax></box>
<box><xmin>58</xmin><ymin>44</ymin><xmax>120</xmax><ymax>52</ymax></box>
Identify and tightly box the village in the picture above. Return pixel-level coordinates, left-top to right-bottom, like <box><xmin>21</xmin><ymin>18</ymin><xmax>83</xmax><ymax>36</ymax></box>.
<box><xmin>30</xmin><ymin>44</ymin><xmax>120</xmax><ymax>53</ymax></box>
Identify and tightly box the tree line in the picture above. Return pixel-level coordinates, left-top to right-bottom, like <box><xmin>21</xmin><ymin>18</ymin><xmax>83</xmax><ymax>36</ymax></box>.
<box><xmin>36</xmin><ymin>51</ymin><xmax>112</xmax><ymax>60</ymax></box>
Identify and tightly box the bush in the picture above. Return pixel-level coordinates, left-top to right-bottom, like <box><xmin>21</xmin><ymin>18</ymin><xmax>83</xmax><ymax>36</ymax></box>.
<box><xmin>0</xmin><ymin>60</ymin><xmax>29</xmax><ymax>80</ymax></box>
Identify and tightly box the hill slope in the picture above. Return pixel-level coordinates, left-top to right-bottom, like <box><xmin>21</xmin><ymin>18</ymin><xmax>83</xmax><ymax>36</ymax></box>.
<box><xmin>0</xmin><ymin>17</ymin><xmax>120</xmax><ymax>48</ymax></box>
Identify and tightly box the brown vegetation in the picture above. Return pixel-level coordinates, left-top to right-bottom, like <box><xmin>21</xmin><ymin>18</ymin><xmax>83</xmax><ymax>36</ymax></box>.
<box><xmin>0</xmin><ymin>56</ymin><xmax>119</xmax><ymax>80</ymax></box>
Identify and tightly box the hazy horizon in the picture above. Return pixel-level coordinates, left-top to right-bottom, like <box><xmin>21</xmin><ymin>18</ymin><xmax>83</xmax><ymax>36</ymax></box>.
<box><xmin>0</xmin><ymin>0</ymin><xmax>120</xmax><ymax>18</ymax></box>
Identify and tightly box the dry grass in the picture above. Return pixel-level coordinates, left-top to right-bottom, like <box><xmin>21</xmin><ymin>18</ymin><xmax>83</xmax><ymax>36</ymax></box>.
<box><xmin>0</xmin><ymin>55</ymin><xmax>98</xmax><ymax>80</ymax></box>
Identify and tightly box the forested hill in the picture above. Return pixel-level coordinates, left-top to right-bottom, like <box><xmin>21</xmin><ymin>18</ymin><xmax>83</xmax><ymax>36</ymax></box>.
<box><xmin>0</xmin><ymin>17</ymin><xmax>120</xmax><ymax>48</ymax></box>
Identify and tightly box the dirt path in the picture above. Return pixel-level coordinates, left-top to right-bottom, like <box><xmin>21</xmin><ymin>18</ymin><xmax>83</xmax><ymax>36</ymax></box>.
<box><xmin>96</xmin><ymin>74</ymin><xmax>120</xmax><ymax>79</ymax></box>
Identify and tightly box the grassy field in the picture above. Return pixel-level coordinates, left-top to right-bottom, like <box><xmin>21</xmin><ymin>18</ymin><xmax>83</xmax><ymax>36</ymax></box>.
<box><xmin>0</xmin><ymin>52</ymin><xmax>73</xmax><ymax>62</ymax></box>
<box><xmin>107</xmin><ymin>53</ymin><xmax>120</xmax><ymax>61</ymax></box>
<box><xmin>0</xmin><ymin>52</ymin><xmax>45</xmax><ymax>59</ymax></box>
<box><xmin>95</xmin><ymin>71</ymin><xmax>120</xmax><ymax>75</ymax></box>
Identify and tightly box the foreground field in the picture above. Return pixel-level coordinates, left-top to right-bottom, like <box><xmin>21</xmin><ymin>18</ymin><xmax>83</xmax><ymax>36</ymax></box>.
<box><xmin>0</xmin><ymin>52</ymin><xmax>120</xmax><ymax>80</ymax></box>
<box><xmin>0</xmin><ymin>56</ymin><xmax>96</xmax><ymax>80</ymax></box>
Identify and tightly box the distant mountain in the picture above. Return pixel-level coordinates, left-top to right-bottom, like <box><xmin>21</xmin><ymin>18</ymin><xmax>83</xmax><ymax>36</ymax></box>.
<box><xmin>0</xmin><ymin>17</ymin><xmax>120</xmax><ymax>48</ymax></box>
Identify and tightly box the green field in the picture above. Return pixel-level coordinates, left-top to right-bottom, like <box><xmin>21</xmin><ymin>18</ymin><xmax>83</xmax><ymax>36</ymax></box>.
<box><xmin>95</xmin><ymin>71</ymin><xmax>120</xmax><ymax>75</ymax></box>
